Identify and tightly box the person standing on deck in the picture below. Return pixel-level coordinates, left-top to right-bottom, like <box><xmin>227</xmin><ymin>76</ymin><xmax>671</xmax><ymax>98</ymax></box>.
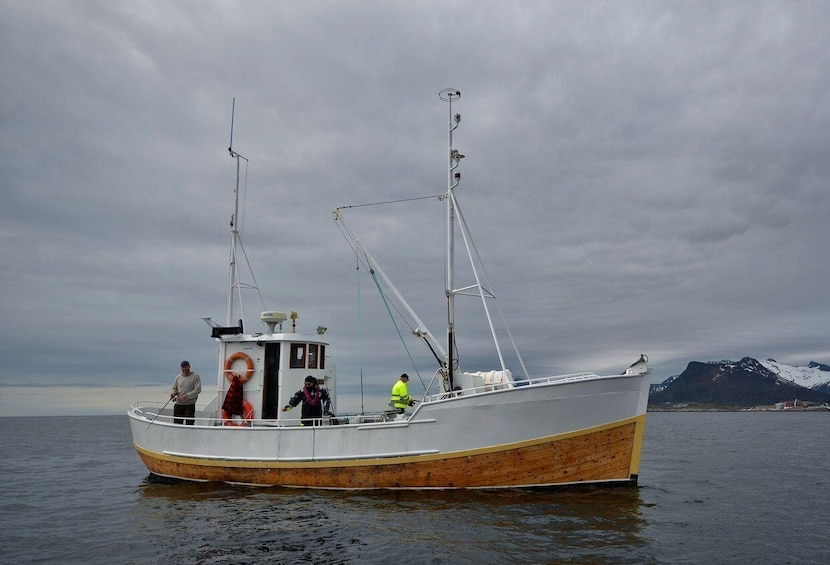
<box><xmin>171</xmin><ymin>361</ymin><xmax>201</xmax><ymax>425</ymax></box>
<box><xmin>391</xmin><ymin>373</ymin><xmax>414</xmax><ymax>413</ymax></box>
<box><xmin>282</xmin><ymin>375</ymin><xmax>331</xmax><ymax>426</ymax></box>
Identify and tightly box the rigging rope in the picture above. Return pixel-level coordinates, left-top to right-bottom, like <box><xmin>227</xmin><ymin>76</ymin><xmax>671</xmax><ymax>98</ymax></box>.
<box><xmin>366</xmin><ymin>266</ymin><xmax>425</xmax><ymax>390</ymax></box>
<box><xmin>334</xmin><ymin>195</ymin><xmax>448</xmax><ymax>396</ymax></box>
<box><xmin>334</xmin><ymin>219</ymin><xmax>420</xmax><ymax>335</ymax></box>
<box><xmin>338</xmin><ymin>193</ymin><xmax>444</xmax><ymax>210</ymax></box>
<box><xmin>231</xmin><ymin>158</ymin><xmax>267</xmax><ymax>324</ymax></box>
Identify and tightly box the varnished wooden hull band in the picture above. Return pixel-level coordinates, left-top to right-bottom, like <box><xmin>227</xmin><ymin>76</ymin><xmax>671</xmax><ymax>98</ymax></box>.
<box><xmin>136</xmin><ymin>415</ymin><xmax>646</xmax><ymax>489</ymax></box>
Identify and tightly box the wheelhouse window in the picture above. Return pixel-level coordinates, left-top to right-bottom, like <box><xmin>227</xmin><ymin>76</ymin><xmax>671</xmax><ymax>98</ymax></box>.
<box><xmin>289</xmin><ymin>343</ymin><xmax>306</xmax><ymax>368</ymax></box>
<box><xmin>288</xmin><ymin>343</ymin><xmax>324</xmax><ymax>369</ymax></box>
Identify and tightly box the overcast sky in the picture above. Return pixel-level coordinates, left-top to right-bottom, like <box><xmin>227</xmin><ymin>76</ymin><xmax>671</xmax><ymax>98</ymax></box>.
<box><xmin>2</xmin><ymin>1</ymin><xmax>829</xmax><ymax>415</ymax></box>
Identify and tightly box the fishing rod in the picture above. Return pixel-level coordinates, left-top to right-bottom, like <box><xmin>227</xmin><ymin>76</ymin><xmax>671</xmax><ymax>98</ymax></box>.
<box><xmin>146</xmin><ymin>395</ymin><xmax>174</xmax><ymax>430</ymax></box>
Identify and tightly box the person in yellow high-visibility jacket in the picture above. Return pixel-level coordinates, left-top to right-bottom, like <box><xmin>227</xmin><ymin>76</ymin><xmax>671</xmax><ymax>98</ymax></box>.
<box><xmin>390</xmin><ymin>373</ymin><xmax>413</xmax><ymax>413</ymax></box>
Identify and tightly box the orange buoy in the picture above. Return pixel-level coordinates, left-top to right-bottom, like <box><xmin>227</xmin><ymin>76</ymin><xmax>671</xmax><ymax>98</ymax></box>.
<box><xmin>222</xmin><ymin>398</ymin><xmax>254</xmax><ymax>426</ymax></box>
<box><xmin>223</xmin><ymin>351</ymin><xmax>255</xmax><ymax>383</ymax></box>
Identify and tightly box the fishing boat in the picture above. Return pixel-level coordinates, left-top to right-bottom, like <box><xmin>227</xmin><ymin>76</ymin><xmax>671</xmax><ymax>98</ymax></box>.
<box><xmin>128</xmin><ymin>90</ymin><xmax>651</xmax><ymax>489</ymax></box>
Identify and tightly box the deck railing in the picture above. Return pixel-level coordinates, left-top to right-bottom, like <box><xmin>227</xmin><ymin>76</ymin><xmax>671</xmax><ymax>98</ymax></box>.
<box><xmin>129</xmin><ymin>401</ymin><xmax>398</xmax><ymax>428</ymax></box>
<box><xmin>421</xmin><ymin>371</ymin><xmax>601</xmax><ymax>403</ymax></box>
<box><xmin>131</xmin><ymin>371</ymin><xmax>616</xmax><ymax>428</ymax></box>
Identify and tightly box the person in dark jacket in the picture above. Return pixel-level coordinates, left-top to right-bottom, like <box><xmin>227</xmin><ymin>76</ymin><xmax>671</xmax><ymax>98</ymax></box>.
<box><xmin>282</xmin><ymin>375</ymin><xmax>331</xmax><ymax>426</ymax></box>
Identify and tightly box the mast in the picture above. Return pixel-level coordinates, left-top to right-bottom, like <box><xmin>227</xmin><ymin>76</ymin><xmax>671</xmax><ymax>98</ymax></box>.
<box><xmin>439</xmin><ymin>88</ymin><xmax>462</xmax><ymax>390</ymax></box>
<box><xmin>226</xmin><ymin>98</ymin><xmax>249</xmax><ymax>326</ymax></box>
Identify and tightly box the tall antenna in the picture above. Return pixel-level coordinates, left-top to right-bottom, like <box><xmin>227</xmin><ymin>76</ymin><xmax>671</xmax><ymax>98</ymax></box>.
<box><xmin>229</xmin><ymin>97</ymin><xmax>236</xmax><ymax>155</ymax></box>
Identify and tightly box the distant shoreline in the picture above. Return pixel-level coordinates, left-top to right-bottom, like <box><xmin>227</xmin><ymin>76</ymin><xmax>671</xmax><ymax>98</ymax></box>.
<box><xmin>648</xmin><ymin>403</ymin><xmax>830</xmax><ymax>412</ymax></box>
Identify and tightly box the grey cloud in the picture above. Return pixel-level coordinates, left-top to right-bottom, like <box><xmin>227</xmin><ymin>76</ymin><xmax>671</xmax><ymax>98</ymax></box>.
<box><xmin>2</xmin><ymin>1</ymin><xmax>828</xmax><ymax>394</ymax></box>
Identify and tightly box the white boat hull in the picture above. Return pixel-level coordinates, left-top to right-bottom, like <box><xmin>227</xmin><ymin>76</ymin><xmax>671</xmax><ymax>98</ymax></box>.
<box><xmin>129</xmin><ymin>372</ymin><xmax>649</xmax><ymax>489</ymax></box>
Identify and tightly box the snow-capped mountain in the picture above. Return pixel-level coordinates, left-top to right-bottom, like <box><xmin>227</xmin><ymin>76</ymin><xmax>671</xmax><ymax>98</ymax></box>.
<box><xmin>649</xmin><ymin>357</ymin><xmax>830</xmax><ymax>406</ymax></box>
<box><xmin>760</xmin><ymin>359</ymin><xmax>830</xmax><ymax>393</ymax></box>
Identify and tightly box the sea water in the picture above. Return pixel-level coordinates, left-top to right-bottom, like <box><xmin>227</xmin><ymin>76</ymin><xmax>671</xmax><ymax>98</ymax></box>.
<box><xmin>0</xmin><ymin>412</ymin><xmax>827</xmax><ymax>564</ymax></box>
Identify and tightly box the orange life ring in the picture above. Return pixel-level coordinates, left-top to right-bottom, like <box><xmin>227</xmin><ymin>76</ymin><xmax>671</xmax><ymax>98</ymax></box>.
<box><xmin>224</xmin><ymin>351</ymin><xmax>255</xmax><ymax>383</ymax></box>
<box><xmin>222</xmin><ymin>398</ymin><xmax>254</xmax><ymax>426</ymax></box>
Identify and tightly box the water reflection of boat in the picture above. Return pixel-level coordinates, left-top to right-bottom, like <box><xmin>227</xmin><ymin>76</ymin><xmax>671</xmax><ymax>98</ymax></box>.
<box><xmin>134</xmin><ymin>482</ymin><xmax>650</xmax><ymax>562</ymax></box>
<box><xmin>128</xmin><ymin>90</ymin><xmax>651</xmax><ymax>489</ymax></box>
